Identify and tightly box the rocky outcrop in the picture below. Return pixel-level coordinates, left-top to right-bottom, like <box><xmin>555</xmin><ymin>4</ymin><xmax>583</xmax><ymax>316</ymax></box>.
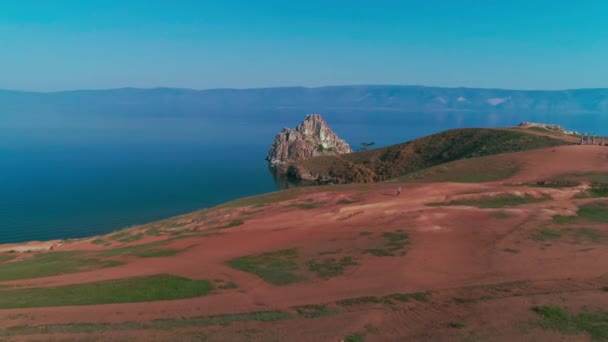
<box><xmin>266</xmin><ymin>114</ymin><xmax>352</xmax><ymax>172</ymax></box>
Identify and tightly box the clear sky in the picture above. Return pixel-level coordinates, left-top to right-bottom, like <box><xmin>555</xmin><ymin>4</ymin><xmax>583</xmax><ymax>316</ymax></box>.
<box><xmin>1</xmin><ymin>0</ymin><xmax>607</xmax><ymax>91</ymax></box>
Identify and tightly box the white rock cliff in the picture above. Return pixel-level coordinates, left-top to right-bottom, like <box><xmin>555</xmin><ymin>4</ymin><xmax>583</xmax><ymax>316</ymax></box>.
<box><xmin>266</xmin><ymin>114</ymin><xmax>352</xmax><ymax>171</ymax></box>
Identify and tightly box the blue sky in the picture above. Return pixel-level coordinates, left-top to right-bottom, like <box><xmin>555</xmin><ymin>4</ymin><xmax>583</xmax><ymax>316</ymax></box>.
<box><xmin>1</xmin><ymin>0</ymin><xmax>607</xmax><ymax>91</ymax></box>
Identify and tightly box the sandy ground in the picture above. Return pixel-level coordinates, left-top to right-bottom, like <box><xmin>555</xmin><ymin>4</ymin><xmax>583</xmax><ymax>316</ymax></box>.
<box><xmin>0</xmin><ymin>144</ymin><xmax>607</xmax><ymax>341</ymax></box>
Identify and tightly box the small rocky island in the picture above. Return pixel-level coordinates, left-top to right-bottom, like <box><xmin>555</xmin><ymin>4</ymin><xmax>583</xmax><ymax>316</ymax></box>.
<box><xmin>266</xmin><ymin>114</ymin><xmax>352</xmax><ymax>173</ymax></box>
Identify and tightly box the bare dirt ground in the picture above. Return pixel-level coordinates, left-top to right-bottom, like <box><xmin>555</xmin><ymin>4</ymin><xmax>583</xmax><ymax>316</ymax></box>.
<box><xmin>1</xmin><ymin>145</ymin><xmax>607</xmax><ymax>341</ymax></box>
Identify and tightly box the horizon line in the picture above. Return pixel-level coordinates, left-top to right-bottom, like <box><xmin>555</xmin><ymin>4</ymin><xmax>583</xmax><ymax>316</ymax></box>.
<box><xmin>2</xmin><ymin>84</ymin><xmax>608</xmax><ymax>94</ymax></box>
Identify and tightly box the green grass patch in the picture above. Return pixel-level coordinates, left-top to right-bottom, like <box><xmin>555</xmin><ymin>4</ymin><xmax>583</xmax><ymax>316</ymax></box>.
<box><xmin>578</xmin><ymin>201</ymin><xmax>608</xmax><ymax>223</ymax></box>
<box><xmin>0</xmin><ymin>274</ymin><xmax>212</xmax><ymax>309</ymax></box>
<box><xmin>343</xmin><ymin>333</ymin><xmax>365</xmax><ymax>342</ymax></box>
<box><xmin>532</xmin><ymin>305</ymin><xmax>608</xmax><ymax>340</ymax></box>
<box><xmin>308</xmin><ymin>256</ymin><xmax>358</xmax><ymax>279</ymax></box>
<box><xmin>364</xmin><ymin>231</ymin><xmax>410</xmax><ymax>257</ymax></box>
<box><xmin>319</xmin><ymin>249</ymin><xmax>343</xmax><ymax>255</ymax></box>
<box><xmin>555</xmin><ymin>202</ymin><xmax>608</xmax><ymax>225</ymax></box>
<box><xmin>493</xmin><ymin>211</ymin><xmax>515</xmax><ymax>219</ymax></box>
<box><xmin>337</xmin><ymin>198</ymin><xmax>360</xmax><ymax>205</ymax></box>
<box><xmin>588</xmin><ymin>184</ymin><xmax>608</xmax><ymax>198</ymax></box>
<box><xmin>289</xmin><ymin>202</ymin><xmax>322</xmax><ymax>210</ymax></box>
<box><xmin>364</xmin><ymin>248</ymin><xmax>393</xmax><ymax>256</ymax></box>
<box><xmin>553</xmin><ymin>215</ymin><xmax>578</xmax><ymax>224</ymax></box>
<box><xmin>532</xmin><ymin>229</ymin><xmax>562</xmax><ymax>242</ymax></box>
<box><xmin>429</xmin><ymin>193</ymin><xmax>551</xmax><ymax>209</ymax></box>
<box><xmin>0</xmin><ymin>251</ymin><xmax>123</xmax><ymax>281</ymax></box>
<box><xmin>227</xmin><ymin>248</ymin><xmax>303</xmax><ymax>286</ymax></box>
<box><xmin>134</xmin><ymin>248</ymin><xmax>178</xmax><ymax>258</ymax></box>
<box><xmin>449</xmin><ymin>321</ymin><xmax>467</xmax><ymax>329</ymax></box>
<box><xmin>359</xmin><ymin>231</ymin><xmax>373</xmax><ymax>236</ymax></box>
<box><xmin>570</xmin><ymin>228</ymin><xmax>606</xmax><ymax>244</ymax></box>
<box><xmin>295</xmin><ymin>304</ymin><xmax>337</xmax><ymax>318</ymax></box>
<box><xmin>217</xmin><ymin>281</ymin><xmax>238</xmax><ymax>290</ymax></box>
<box><xmin>99</xmin><ymin>240</ymin><xmax>169</xmax><ymax>257</ymax></box>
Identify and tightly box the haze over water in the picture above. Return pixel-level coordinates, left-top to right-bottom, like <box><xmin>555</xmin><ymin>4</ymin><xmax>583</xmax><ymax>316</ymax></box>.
<box><xmin>2</xmin><ymin>107</ymin><xmax>606</xmax><ymax>244</ymax></box>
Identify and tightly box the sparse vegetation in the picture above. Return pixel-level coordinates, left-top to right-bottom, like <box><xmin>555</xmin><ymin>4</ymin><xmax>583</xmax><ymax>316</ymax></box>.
<box><xmin>134</xmin><ymin>248</ymin><xmax>178</xmax><ymax>258</ymax></box>
<box><xmin>553</xmin><ymin>214</ymin><xmax>578</xmax><ymax>224</ymax></box>
<box><xmin>364</xmin><ymin>231</ymin><xmax>409</xmax><ymax>257</ymax></box>
<box><xmin>0</xmin><ymin>254</ymin><xmax>15</xmax><ymax>263</ymax></box>
<box><xmin>145</xmin><ymin>227</ymin><xmax>162</xmax><ymax>236</ymax></box>
<box><xmin>503</xmin><ymin>248</ymin><xmax>520</xmax><ymax>254</ymax></box>
<box><xmin>343</xmin><ymin>333</ymin><xmax>365</xmax><ymax>342</ymax></box>
<box><xmin>0</xmin><ymin>251</ymin><xmax>123</xmax><ymax>281</ymax></box>
<box><xmin>295</xmin><ymin>304</ymin><xmax>337</xmax><ymax>318</ymax></box>
<box><xmin>90</xmin><ymin>238</ymin><xmax>110</xmax><ymax>246</ymax></box>
<box><xmin>570</xmin><ymin>228</ymin><xmax>606</xmax><ymax>244</ymax></box>
<box><xmin>587</xmin><ymin>183</ymin><xmax>608</xmax><ymax>198</ymax></box>
<box><xmin>449</xmin><ymin>321</ymin><xmax>467</xmax><ymax>329</ymax></box>
<box><xmin>215</xmin><ymin>219</ymin><xmax>245</xmax><ymax>230</ymax></box>
<box><xmin>429</xmin><ymin>193</ymin><xmax>552</xmax><ymax>208</ymax></box>
<box><xmin>532</xmin><ymin>229</ymin><xmax>562</xmax><ymax>242</ymax></box>
<box><xmin>463</xmin><ymin>280</ymin><xmax>529</xmax><ymax>292</ymax></box>
<box><xmin>217</xmin><ymin>188</ymin><xmax>312</xmax><ymax>209</ymax></box>
<box><xmin>365</xmin><ymin>324</ymin><xmax>380</xmax><ymax>334</ymax></box>
<box><xmin>578</xmin><ymin>201</ymin><xmax>608</xmax><ymax>223</ymax></box>
<box><xmin>99</xmin><ymin>240</ymin><xmax>169</xmax><ymax>257</ymax></box>
<box><xmin>532</xmin><ymin>180</ymin><xmax>581</xmax><ymax>188</ymax></box>
<box><xmin>453</xmin><ymin>295</ymin><xmax>495</xmax><ymax>304</ymax></box>
<box><xmin>553</xmin><ymin>202</ymin><xmax>608</xmax><ymax>225</ymax></box>
<box><xmin>319</xmin><ymin>249</ymin><xmax>342</xmax><ymax>255</ymax></box>
<box><xmin>532</xmin><ymin>305</ymin><xmax>608</xmax><ymax>340</ymax></box>
<box><xmin>493</xmin><ymin>211</ymin><xmax>515</xmax><ymax>219</ymax></box>
<box><xmin>392</xmin><ymin>160</ymin><xmax>520</xmax><ymax>183</ymax></box>
<box><xmin>1</xmin><ymin>310</ymin><xmax>292</xmax><ymax>336</ymax></box>
<box><xmin>227</xmin><ymin>248</ymin><xmax>302</xmax><ymax>285</ymax></box>
<box><xmin>289</xmin><ymin>202</ymin><xmax>322</xmax><ymax>210</ymax></box>
<box><xmin>217</xmin><ymin>282</ymin><xmax>238</xmax><ymax>290</ymax></box>
<box><xmin>308</xmin><ymin>256</ymin><xmax>358</xmax><ymax>278</ymax></box>
<box><xmin>336</xmin><ymin>292</ymin><xmax>429</xmax><ymax>306</ymax></box>
<box><xmin>0</xmin><ymin>274</ymin><xmax>212</xmax><ymax>309</ymax></box>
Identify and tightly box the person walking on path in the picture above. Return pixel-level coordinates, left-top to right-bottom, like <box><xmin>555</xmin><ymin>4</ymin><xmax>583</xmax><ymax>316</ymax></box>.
<box><xmin>397</xmin><ymin>186</ymin><xmax>401</xmax><ymax>196</ymax></box>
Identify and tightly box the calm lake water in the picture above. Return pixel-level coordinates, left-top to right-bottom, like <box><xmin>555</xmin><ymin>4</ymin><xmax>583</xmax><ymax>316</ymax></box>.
<box><xmin>1</xmin><ymin>111</ymin><xmax>606</xmax><ymax>243</ymax></box>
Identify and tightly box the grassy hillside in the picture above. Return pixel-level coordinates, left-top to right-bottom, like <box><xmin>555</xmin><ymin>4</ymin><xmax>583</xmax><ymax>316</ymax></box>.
<box><xmin>288</xmin><ymin>128</ymin><xmax>571</xmax><ymax>184</ymax></box>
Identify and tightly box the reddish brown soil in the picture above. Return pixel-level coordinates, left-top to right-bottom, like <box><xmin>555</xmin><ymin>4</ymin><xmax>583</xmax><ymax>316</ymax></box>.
<box><xmin>1</xmin><ymin>145</ymin><xmax>607</xmax><ymax>341</ymax></box>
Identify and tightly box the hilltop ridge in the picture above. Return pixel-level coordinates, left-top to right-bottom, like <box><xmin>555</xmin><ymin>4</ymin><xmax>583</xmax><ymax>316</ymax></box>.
<box><xmin>286</xmin><ymin>127</ymin><xmax>575</xmax><ymax>184</ymax></box>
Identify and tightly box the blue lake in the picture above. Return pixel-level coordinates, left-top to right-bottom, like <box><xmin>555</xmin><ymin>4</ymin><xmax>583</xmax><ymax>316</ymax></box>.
<box><xmin>1</xmin><ymin>111</ymin><xmax>606</xmax><ymax>243</ymax></box>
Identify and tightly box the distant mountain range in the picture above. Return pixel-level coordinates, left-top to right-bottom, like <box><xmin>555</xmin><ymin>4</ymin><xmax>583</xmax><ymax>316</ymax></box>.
<box><xmin>2</xmin><ymin>85</ymin><xmax>608</xmax><ymax>120</ymax></box>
